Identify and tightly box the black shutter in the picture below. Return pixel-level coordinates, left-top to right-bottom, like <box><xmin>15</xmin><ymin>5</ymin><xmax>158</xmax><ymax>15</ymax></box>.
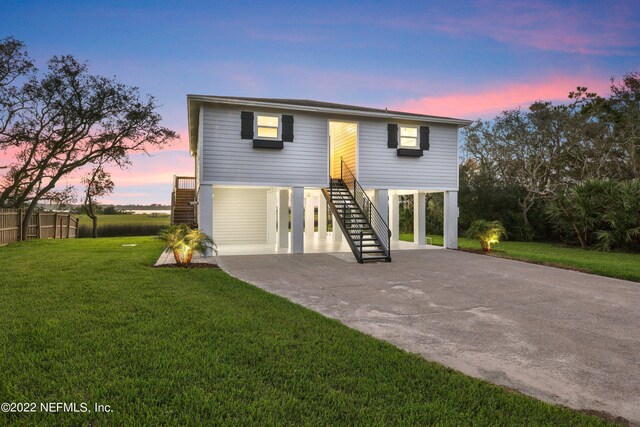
<box><xmin>241</xmin><ymin>111</ymin><xmax>254</xmax><ymax>139</ymax></box>
<box><xmin>420</xmin><ymin>126</ymin><xmax>430</xmax><ymax>151</ymax></box>
<box><xmin>282</xmin><ymin>115</ymin><xmax>294</xmax><ymax>142</ymax></box>
<box><xmin>387</xmin><ymin>124</ymin><xmax>398</xmax><ymax>148</ymax></box>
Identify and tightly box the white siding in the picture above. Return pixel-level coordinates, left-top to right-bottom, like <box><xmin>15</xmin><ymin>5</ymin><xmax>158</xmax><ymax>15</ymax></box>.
<box><xmin>202</xmin><ymin>105</ymin><xmax>327</xmax><ymax>187</ymax></box>
<box><xmin>329</xmin><ymin>121</ymin><xmax>357</xmax><ymax>179</ymax></box>
<box><xmin>212</xmin><ymin>188</ymin><xmax>268</xmax><ymax>244</ymax></box>
<box><xmin>198</xmin><ymin>103</ymin><xmax>459</xmax><ymax>191</ymax></box>
<box><xmin>358</xmin><ymin>120</ymin><xmax>458</xmax><ymax>190</ymax></box>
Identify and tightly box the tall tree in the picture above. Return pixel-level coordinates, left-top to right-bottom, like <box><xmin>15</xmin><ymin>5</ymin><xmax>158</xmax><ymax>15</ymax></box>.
<box><xmin>0</xmin><ymin>37</ymin><xmax>34</xmax><ymax>139</ymax></box>
<box><xmin>82</xmin><ymin>165</ymin><xmax>114</xmax><ymax>238</ymax></box>
<box><xmin>0</xmin><ymin>38</ymin><xmax>177</xmax><ymax>239</ymax></box>
<box><xmin>607</xmin><ymin>72</ymin><xmax>640</xmax><ymax>179</ymax></box>
<box><xmin>463</xmin><ymin>104</ymin><xmax>567</xmax><ymax>235</ymax></box>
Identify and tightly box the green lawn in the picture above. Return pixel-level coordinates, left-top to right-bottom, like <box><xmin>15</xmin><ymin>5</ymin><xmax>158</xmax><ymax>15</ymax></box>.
<box><xmin>401</xmin><ymin>233</ymin><xmax>640</xmax><ymax>282</ymax></box>
<box><xmin>0</xmin><ymin>238</ymin><xmax>611</xmax><ymax>425</ymax></box>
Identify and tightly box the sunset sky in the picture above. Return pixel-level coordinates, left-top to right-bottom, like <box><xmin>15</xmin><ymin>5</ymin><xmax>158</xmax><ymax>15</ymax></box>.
<box><xmin>1</xmin><ymin>0</ymin><xmax>639</xmax><ymax>204</ymax></box>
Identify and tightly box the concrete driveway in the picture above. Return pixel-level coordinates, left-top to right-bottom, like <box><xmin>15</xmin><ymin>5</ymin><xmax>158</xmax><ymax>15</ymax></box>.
<box><xmin>217</xmin><ymin>249</ymin><xmax>640</xmax><ymax>424</ymax></box>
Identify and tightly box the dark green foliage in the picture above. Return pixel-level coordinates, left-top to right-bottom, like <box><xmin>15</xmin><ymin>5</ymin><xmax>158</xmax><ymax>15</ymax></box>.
<box><xmin>78</xmin><ymin>223</ymin><xmax>165</xmax><ymax>237</ymax></box>
<box><xmin>398</xmin><ymin>194</ymin><xmax>443</xmax><ymax>236</ymax></box>
<box><xmin>399</xmin><ymin>208</ymin><xmax>413</xmax><ymax>234</ymax></box>
<box><xmin>546</xmin><ymin>179</ymin><xmax>640</xmax><ymax>251</ymax></box>
<box><xmin>426</xmin><ymin>193</ymin><xmax>444</xmax><ymax>235</ymax></box>
<box><xmin>0</xmin><ymin>237</ymin><xmax>611</xmax><ymax>425</ymax></box>
<box><xmin>460</xmin><ymin>72</ymin><xmax>640</xmax><ymax>249</ymax></box>
<box><xmin>98</xmin><ymin>205</ymin><xmax>132</xmax><ymax>215</ymax></box>
<box><xmin>458</xmin><ymin>160</ymin><xmax>551</xmax><ymax>241</ymax></box>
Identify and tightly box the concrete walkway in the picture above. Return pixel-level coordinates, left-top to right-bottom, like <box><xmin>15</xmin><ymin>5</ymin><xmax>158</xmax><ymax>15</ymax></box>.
<box><xmin>217</xmin><ymin>249</ymin><xmax>640</xmax><ymax>424</ymax></box>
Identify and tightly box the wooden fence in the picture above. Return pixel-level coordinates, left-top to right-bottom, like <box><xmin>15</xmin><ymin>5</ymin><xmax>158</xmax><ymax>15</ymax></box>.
<box><xmin>0</xmin><ymin>209</ymin><xmax>79</xmax><ymax>245</ymax></box>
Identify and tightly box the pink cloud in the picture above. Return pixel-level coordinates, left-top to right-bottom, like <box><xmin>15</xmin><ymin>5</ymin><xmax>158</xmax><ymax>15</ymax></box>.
<box><xmin>392</xmin><ymin>75</ymin><xmax>611</xmax><ymax>119</ymax></box>
<box><xmin>431</xmin><ymin>0</ymin><xmax>640</xmax><ymax>55</ymax></box>
<box><xmin>99</xmin><ymin>150</ymin><xmax>193</xmax><ymax>186</ymax></box>
<box><xmin>1</xmin><ymin>146</ymin><xmax>193</xmax><ymax>205</ymax></box>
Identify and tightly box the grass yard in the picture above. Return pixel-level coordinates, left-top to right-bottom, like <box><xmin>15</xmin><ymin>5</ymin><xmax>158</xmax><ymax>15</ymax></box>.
<box><xmin>0</xmin><ymin>238</ymin><xmax>612</xmax><ymax>426</ymax></box>
<box><xmin>401</xmin><ymin>233</ymin><xmax>640</xmax><ymax>282</ymax></box>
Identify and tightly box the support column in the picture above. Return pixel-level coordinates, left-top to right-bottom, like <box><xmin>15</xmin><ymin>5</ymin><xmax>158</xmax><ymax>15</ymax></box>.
<box><xmin>291</xmin><ymin>187</ymin><xmax>304</xmax><ymax>253</ymax></box>
<box><xmin>266</xmin><ymin>189</ymin><xmax>277</xmax><ymax>244</ymax></box>
<box><xmin>373</xmin><ymin>189</ymin><xmax>389</xmax><ymax>225</ymax></box>
<box><xmin>278</xmin><ymin>189</ymin><xmax>289</xmax><ymax>249</ymax></box>
<box><xmin>444</xmin><ymin>191</ymin><xmax>459</xmax><ymax>249</ymax></box>
<box><xmin>389</xmin><ymin>194</ymin><xmax>399</xmax><ymax>241</ymax></box>
<box><xmin>198</xmin><ymin>184</ymin><xmax>214</xmax><ymax>256</ymax></box>
<box><xmin>305</xmin><ymin>193</ymin><xmax>315</xmax><ymax>238</ymax></box>
<box><xmin>332</xmin><ymin>213</ymin><xmax>342</xmax><ymax>242</ymax></box>
<box><xmin>413</xmin><ymin>191</ymin><xmax>426</xmax><ymax>245</ymax></box>
<box><xmin>318</xmin><ymin>193</ymin><xmax>327</xmax><ymax>239</ymax></box>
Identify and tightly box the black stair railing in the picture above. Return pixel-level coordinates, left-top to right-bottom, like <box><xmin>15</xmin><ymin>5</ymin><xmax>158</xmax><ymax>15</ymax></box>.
<box><xmin>338</xmin><ymin>159</ymin><xmax>391</xmax><ymax>261</ymax></box>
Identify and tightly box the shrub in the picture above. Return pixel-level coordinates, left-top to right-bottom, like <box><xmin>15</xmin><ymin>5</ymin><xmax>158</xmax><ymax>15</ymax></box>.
<box><xmin>546</xmin><ymin>179</ymin><xmax>640</xmax><ymax>251</ymax></box>
<box><xmin>158</xmin><ymin>224</ymin><xmax>216</xmax><ymax>267</ymax></box>
<box><xmin>466</xmin><ymin>220</ymin><xmax>507</xmax><ymax>252</ymax></box>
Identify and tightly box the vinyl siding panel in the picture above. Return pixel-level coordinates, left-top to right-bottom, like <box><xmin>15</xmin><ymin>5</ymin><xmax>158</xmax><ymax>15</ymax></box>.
<box><xmin>199</xmin><ymin>104</ymin><xmax>458</xmax><ymax>191</ymax></box>
<box><xmin>358</xmin><ymin>120</ymin><xmax>459</xmax><ymax>190</ymax></box>
<box><xmin>212</xmin><ymin>188</ymin><xmax>267</xmax><ymax>243</ymax></box>
<box><xmin>202</xmin><ymin>105</ymin><xmax>327</xmax><ymax>187</ymax></box>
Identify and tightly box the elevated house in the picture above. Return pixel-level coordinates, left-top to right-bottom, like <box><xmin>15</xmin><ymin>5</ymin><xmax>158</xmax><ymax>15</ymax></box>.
<box><xmin>172</xmin><ymin>96</ymin><xmax>471</xmax><ymax>262</ymax></box>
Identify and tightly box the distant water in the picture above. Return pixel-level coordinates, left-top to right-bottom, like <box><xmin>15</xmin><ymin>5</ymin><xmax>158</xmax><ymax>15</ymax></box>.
<box><xmin>130</xmin><ymin>209</ymin><xmax>171</xmax><ymax>215</ymax></box>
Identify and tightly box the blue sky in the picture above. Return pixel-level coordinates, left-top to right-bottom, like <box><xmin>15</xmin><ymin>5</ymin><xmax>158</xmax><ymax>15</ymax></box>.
<box><xmin>1</xmin><ymin>0</ymin><xmax>638</xmax><ymax>203</ymax></box>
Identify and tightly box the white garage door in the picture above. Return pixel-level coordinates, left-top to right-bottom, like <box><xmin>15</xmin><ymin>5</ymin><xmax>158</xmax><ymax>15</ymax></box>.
<box><xmin>213</xmin><ymin>188</ymin><xmax>268</xmax><ymax>244</ymax></box>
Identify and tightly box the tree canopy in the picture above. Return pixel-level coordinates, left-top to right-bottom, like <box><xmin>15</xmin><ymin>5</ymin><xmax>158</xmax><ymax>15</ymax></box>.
<box><xmin>461</xmin><ymin>72</ymin><xmax>640</xmax><ymax>248</ymax></box>
<box><xmin>0</xmin><ymin>36</ymin><xmax>177</xmax><ymax>238</ymax></box>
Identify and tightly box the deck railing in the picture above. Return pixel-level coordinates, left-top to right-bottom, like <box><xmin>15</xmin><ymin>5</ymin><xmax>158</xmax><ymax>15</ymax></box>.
<box><xmin>174</xmin><ymin>176</ymin><xmax>196</xmax><ymax>190</ymax></box>
<box><xmin>171</xmin><ymin>176</ymin><xmax>197</xmax><ymax>225</ymax></box>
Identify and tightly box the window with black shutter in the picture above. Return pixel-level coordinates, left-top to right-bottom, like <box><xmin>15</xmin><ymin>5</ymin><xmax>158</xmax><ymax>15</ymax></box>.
<box><xmin>387</xmin><ymin>124</ymin><xmax>398</xmax><ymax>148</ymax></box>
<box><xmin>419</xmin><ymin>126</ymin><xmax>430</xmax><ymax>151</ymax></box>
<box><xmin>241</xmin><ymin>111</ymin><xmax>254</xmax><ymax>139</ymax></box>
<box><xmin>241</xmin><ymin>112</ymin><xmax>295</xmax><ymax>149</ymax></box>
<box><xmin>389</xmin><ymin>123</ymin><xmax>430</xmax><ymax>157</ymax></box>
<box><xmin>282</xmin><ymin>115</ymin><xmax>294</xmax><ymax>142</ymax></box>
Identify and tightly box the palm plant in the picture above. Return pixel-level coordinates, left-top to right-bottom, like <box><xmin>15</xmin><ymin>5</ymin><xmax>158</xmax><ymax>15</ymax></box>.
<box><xmin>594</xmin><ymin>179</ymin><xmax>640</xmax><ymax>251</ymax></box>
<box><xmin>466</xmin><ymin>220</ymin><xmax>507</xmax><ymax>252</ymax></box>
<box><xmin>546</xmin><ymin>179</ymin><xmax>640</xmax><ymax>251</ymax></box>
<box><xmin>158</xmin><ymin>224</ymin><xmax>216</xmax><ymax>267</ymax></box>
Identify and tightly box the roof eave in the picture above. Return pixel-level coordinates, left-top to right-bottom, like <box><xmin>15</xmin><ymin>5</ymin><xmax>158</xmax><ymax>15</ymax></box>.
<box><xmin>187</xmin><ymin>95</ymin><xmax>473</xmax><ymax>126</ymax></box>
<box><xmin>187</xmin><ymin>97</ymin><xmax>199</xmax><ymax>156</ymax></box>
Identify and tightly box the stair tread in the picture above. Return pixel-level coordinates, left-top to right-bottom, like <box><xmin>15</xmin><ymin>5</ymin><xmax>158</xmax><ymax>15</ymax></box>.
<box><xmin>323</xmin><ymin>183</ymin><xmax>391</xmax><ymax>263</ymax></box>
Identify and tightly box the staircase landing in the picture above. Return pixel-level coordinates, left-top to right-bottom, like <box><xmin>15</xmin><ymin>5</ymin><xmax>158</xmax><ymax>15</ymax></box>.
<box><xmin>171</xmin><ymin>176</ymin><xmax>197</xmax><ymax>225</ymax></box>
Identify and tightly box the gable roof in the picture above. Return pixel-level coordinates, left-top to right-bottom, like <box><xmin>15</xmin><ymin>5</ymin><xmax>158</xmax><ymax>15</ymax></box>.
<box><xmin>187</xmin><ymin>95</ymin><xmax>472</xmax><ymax>154</ymax></box>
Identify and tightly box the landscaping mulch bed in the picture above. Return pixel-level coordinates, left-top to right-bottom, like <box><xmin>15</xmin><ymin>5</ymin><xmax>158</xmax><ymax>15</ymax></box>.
<box><xmin>154</xmin><ymin>263</ymin><xmax>220</xmax><ymax>269</ymax></box>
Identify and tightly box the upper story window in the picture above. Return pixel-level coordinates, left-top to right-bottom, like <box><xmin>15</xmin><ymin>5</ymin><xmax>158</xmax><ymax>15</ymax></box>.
<box><xmin>256</xmin><ymin>114</ymin><xmax>280</xmax><ymax>139</ymax></box>
<box><xmin>399</xmin><ymin>126</ymin><xmax>418</xmax><ymax>148</ymax></box>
